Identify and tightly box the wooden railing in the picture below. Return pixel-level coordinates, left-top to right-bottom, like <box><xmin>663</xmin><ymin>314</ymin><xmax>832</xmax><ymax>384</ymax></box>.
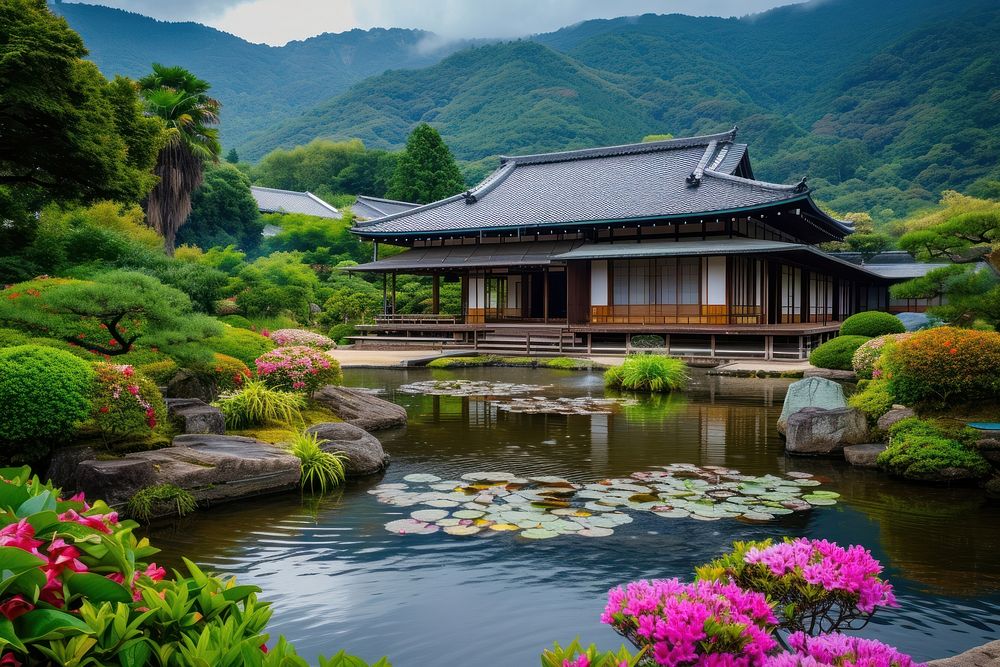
<box><xmin>374</xmin><ymin>313</ymin><xmax>460</xmax><ymax>325</ymax></box>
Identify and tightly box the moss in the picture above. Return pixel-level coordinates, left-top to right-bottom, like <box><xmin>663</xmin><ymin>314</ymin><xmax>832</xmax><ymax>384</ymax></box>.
<box><xmin>809</xmin><ymin>335</ymin><xmax>871</xmax><ymax>370</ymax></box>
<box><xmin>231</xmin><ymin>403</ymin><xmax>340</xmax><ymax>445</ymax></box>
<box><xmin>878</xmin><ymin>417</ymin><xmax>992</xmax><ymax>481</ymax></box>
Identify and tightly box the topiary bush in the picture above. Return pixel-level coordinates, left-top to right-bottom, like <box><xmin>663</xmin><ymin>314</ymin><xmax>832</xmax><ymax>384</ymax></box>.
<box><xmin>91</xmin><ymin>363</ymin><xmax>167</xmax><ymax>443</ymax></box>
<box><xmin>204</xmin><ymin>324</ymin><xmax>275</xmax><ymax>367</ymax></box>
<box><xmin>851</xmin><ymin>333</ymin><xmax>911</xmax><ymax>380</ymax></box>
<box><xmin>808</xmin><ymin>335</ymin><xmax>871</xmax><ymax>370</ymax></box>
<box><xmin>840</xmin><ymin>311</ymin><xmax>905</xmax><ymax>337</ymax></box>
<box><xmin>848</xmin><ymin>380</ymin><xmax>895</xmax><ymax>426</ymax></box>
<box><xmin>0</xmin><ymin>327</ymin><xmax>30</xmax><ymax>348</ymax></box>
<box><xmin>218</xmin><ymin>314</ymin><xmax>254</xmax><ymax>329</ymax></box>
<box><xmin>255</xmin><ymin>346</ymin><xmax>343</xmax><ymax>395</ymax></box>
<box><xmin>604</xmin><ymin>355</ymin><xmax>688</xmax><ymax>392</ymax></box>
<box><xmin>877</xmin><ymin>417</ymin><xmax>992</xmax><ymax>481</ymax></box>
<box><xmin>0</xmin><ymin>345</ymin><xmax>94</xmax><ymax>459</ymax></box>
<box><xmin>881</xmin><ymin>326</ymin><xmax>1000</xmax><ymax>407</ymax></box>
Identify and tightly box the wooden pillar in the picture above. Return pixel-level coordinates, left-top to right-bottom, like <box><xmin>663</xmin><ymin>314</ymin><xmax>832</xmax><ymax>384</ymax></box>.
<box><xmin>543</xmin><ymin>267</ymin><xmax>550</xmax><ymax>324</ymax></box>
<box><xmin>382</xmin><ymin>274</ymin><xmax>388</xmax><ymax>315</ymax></box>
<box><xmin>432</xmin><ymin>275</ymin><xmax>440</xmax><ymax>314</ymax></box>
<box><xmin>391</xmin><ymin>273</ymin><xmax>397</xmax><ymax>315</ymax></box>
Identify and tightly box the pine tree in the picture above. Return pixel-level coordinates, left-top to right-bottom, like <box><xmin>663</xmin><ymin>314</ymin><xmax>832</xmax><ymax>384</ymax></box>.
<box><xmin>386</xmin><ymin>123</ymin><xmax>465</xmax><ymax>204</ymax></box>
<box><xmin>225</xmin><ymin>148</ymin><xmax>240</xmax><ymax>163</ymax></box>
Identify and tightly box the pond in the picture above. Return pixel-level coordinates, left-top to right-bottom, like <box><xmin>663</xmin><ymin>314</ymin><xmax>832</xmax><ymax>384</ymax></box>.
<box><xmin>147</xmin><ymin>367</ymin><xmax>1000</xmax><ymax>665</ymax></box>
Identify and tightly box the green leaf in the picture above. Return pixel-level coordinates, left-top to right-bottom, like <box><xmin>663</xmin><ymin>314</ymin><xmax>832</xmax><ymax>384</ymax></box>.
<box><xmin>15</xmin><ymin>490</ymin><xmax>56</xmax><ymax>518</ymax></box>
<box><xmin>0</xmin><ymin>467</ymin><xmax>31</xmax><ymax>484</ymax></box>
<box><xmin>0</xmin><ymin>618</ymin><xmax>26</xmax><ymax>653</ymax></box>
<box><xmin>222</xmin><ymin>585</ymin><xmax>261</xmax><ymax>602</ymax></box>
<box><xmin>14</xmin><ymin>608</ymin><xmax>92</xmax><ymax>642</ymax></box>
<box><xmin>117</xmin><ymin>638</ymin><xmax>152</xmax><ymax>667</ymax></box>
<box><xmin>67</xmin><ymin>572</ymin><xmax>133</xmax><ymax>603</ymax></box>
<box><xmin>25</xmin><ymin>510</ymin><xmax>61</xmax><ymax>536</ymax></box>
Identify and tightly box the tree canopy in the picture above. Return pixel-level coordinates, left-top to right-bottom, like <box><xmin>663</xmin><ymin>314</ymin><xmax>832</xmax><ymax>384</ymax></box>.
<box><xmin>179</xmin><ymin>162</ymin><xmax>264</xmax><ymax>252</ymax></box>
<box><xmin>386</xmin><ymin>123</ymin><xmax>466</xmax><ymax>204</ymax></box>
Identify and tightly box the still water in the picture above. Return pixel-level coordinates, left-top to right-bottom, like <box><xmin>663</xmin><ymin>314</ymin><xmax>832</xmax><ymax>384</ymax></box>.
<box><xmin>148</xmin><ymin>368</ymin><xmax>1000</xmax><ymax>665</ymax></box>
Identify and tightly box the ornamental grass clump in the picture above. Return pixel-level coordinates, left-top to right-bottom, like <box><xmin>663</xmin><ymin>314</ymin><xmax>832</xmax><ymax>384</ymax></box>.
<box><xmin>91</xmin><ymin>363</ymin><xmax>166</xmax><ymax>443</ymax></box>
<box><xmin>126</xmin><ymin>483</ymin><xmax>197</xmax><ymax>521</ymax></box>
<box><xmin>255</xmin><ymin>345</ymin><xmax>343</xmax><ymax>395</ymax></box>
<box><xmin>696</xmin><ymin>538</ymin><xmax>897</xmax><ymax>636</ymax></box>
<box><xmin>269</xmin><ymin>328</ymin><xmax>336</xmax><ymax>349</ymax></box>
<box><xmin>289</xmin><ymin>431</ymin><xmax>346</xmax><ymax>494</ymax></box>
<box><xmin>604</xmin><ymin>355</ymin><xmax>688</xmax><ymax>392</ymax></box>
<box><xmin>215</xmin><ymin>379</ymin><xmax>305</xmax><ymax>429</ymax></box>
<box><xmin>602</xmin><ymin>578</ymin><xmax>779</xmax><ymax>666</ymax></box>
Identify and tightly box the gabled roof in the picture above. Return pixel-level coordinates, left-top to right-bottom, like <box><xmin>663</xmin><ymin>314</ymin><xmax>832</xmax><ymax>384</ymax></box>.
<box><xmin>352</xmin><ymin>128</ymin><xmax>850</xmax><ymax>242</ymax></box>
<box><xmin>351</xmin><ymin>195</ymin><xmax>420</xmax><ymax>220</ymax></box>
<box><xmin>251</xmin><ymin>186</ymin><xmax>342</xmax><ymax>219</ymax></box>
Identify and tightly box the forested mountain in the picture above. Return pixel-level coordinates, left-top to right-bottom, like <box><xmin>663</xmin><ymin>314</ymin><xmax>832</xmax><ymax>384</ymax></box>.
<box><xmin>59</xmin><ymin>0</ymin><xmax>1000</xmax><ymax>219</ymax></box>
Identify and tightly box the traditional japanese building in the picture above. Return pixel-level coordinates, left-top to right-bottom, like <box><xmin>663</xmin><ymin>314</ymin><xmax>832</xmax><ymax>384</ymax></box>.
<box><xmin>347</xmin><ymin>128</ymin><xmax>935</xmax><ymax>359</ymax></box>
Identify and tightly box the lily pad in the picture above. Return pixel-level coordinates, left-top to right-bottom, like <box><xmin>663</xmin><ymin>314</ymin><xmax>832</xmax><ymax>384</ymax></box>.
<box><xmin>520</xmin><ymin>528</ymin><xmax>559</xmax><ymax>539</ymax></box>
<box><xmin>385</xmin><ymin>519</ymin><xmax>439</xmax><ymax>535</ymax></box>
<box><xmin>444</xmin><ymin>525</ymin><xmax>481</xmax><ymax>536</ymax></box>
<box><xmin>403</xmin><ymin>473</ymin><xmax>441</xmax><ymax>483</ymax></box>
<box><xmin>411</xmin><ymin>509</ymin><xmax>449</xmax><ymax>522</ymax></box>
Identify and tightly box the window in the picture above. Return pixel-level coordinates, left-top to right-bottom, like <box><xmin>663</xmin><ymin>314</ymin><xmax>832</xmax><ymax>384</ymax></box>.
<box><xmin>679</xmin><ymin>257</ymin><xmax>700</xmax><ymax>304</ymax></box>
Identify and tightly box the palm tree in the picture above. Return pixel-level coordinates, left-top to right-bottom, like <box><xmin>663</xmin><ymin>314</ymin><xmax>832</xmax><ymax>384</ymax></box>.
<box><xmin>138</xmin><ymin>64</ymin><xmax>221</xmax><ymax>255</ymax></box>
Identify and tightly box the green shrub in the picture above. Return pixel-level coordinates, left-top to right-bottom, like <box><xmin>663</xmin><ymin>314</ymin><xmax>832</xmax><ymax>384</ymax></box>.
<box><xmin>289</xmin><ymin>431</ymin><xmax>346</xmax><ymax>494</ymax></box>
<box><xmin>0</xmin><ymin>327</ymin><xmax>30</xmax><ymax>348</ymax></box>
<box><xmin>848</xmin><ymin>380</ymin><xmax>895</xmax><ymax>425</ymax></box>
<box><xmin>887</xmin><ymin>416</ymin><xmax>941</xmax><ymax>441</ymax></box>
<box><xmin>197</xmin><ymin>352</ymin><xmax>252</xmax><ymax>393</ymax></box>
<box><xmin>215</xmin><ymin>379</ymin><xmax>305</xmax><ymax>429</ymax></box>
<box><xmin>204</xmin><ymin>325</ymin><xmax>275</xmax><ymax>366</ymax></box>
<box><xmin>604</xmin><ymin>355</ymin><xmax>688</xmax><ymax>392</ymax></box>
<box><xmin>851</xmin><ymin>333</ymin><xmax>911</xmax><ymax>380</ymax></box>
<box><xmin>327</xmin><ymin>322</ymin><xmax>357</xmax><ymax>345</ymax></box>
<box><xmin>126</xmin><ymin>483</ymin><xmax>197</xmax><ymax>521</ymax></box>
<box><xmin>630</xmin><ymin>334</ymin><xmax>665</xmax><ymax>349</ymax></box>
<box><xmin>840</xmin><ymin>311</ymin><xmax>905</xmax><ymax>337</ymax></box>
<box><xmin>0</xmin><ymin>345</ymin><xmax>94</xmax><ymax>457</ymax></box>
<box><xmin>218</xmin><ymin>314</ymin><xmax>254</xmax><ymax>329</ymax></box>
<box><xmin>877</xmin><ymin>433</ymin><xmax>992</xmax><ymax>481</ymax></box>
<box><xmin>544</xmin><ymin>357</ymin><xmax>593</xmax><ymax>370</ymax></box>
<box><xmin>809</xmin><ymin>335</ymin><xmax>871</xmax><ymax>370</ymax></box>
<box><xmin>91</xmin><ymin>362</ymin><xmax>167</xmax><ymax>443</ymax></box>
<box><xmin>881</xmin><ymin>326</ymin><xmax>1000</xmax><ymax>407</ymax></box>
<box><xmin>137</xmin><ymin>359</ymin><xmax>180</xmax><ymax>385</ymax></box>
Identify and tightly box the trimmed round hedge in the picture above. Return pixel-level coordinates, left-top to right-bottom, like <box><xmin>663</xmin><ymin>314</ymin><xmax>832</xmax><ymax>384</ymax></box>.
<box><xmin>809</xmin><ymin>335</ymin><xmax>871</xmax><ymax>371</ymax></box>
<box><xmin>840</xmin><ymin>311</ymin><xmax>905</xmax><ymax>337</ymax></box>
<box><xmin>204</xmin><ymin>325</ymin><xmax>275</xmax><ymax>367</ymax></box>
<box><xmin>0</xmin><ymin>345</ymin><xmax>94</xmax><ymax>451</ymax></box>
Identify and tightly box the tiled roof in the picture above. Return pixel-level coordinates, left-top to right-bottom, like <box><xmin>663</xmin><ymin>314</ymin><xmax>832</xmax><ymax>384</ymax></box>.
<box><xmin>351</xmin><ymin>195</ymin><xmax>419</xmax><ymax>220</ymax></box>
<box><xmin>353</xmin><ymin>128</ymin><xmax>850</xmax><ymax>240</ymax></box>
<box><xmin>862</xmin><ymin>263</ymin><xmax>952</xmax><ymax>279</ymax></box>
<box><xmin>347</xmin><ymin>240</ymin><xmax>583</xmax><ymax>272</ymax></box>
<box><xmin>251</xmin><ymin>186</ymin><xmax>342</xmax><ymax>219</ymax></box>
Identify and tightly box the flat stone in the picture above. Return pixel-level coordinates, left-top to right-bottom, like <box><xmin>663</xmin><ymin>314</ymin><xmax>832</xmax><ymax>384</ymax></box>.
<box><xmin>785</xmin><ymin>407</ymin><xmax>869</xmax><ymax>455</ymax></box>
<box><xmin>166</xmin><ymin>398</ymin><xmax>225</xmax><ymax>435</ymax></box>
<box><xmin>877</xmin><ymin>406</ymin><xmax>916</xmax><ymax>433</ymax></box>
<box><xmin>306</xmin><ymin>422</ymin><xmax>389</xmax><ymax>477</ymax></box>
<box><xmin>843</xmin><ymin>443</ymin><xmax>887</xmax><ymax>468</ymax></box>
<box><xmin>73</xmin><ymin>435</ymin><xmax>300</xmax><ymax>506</ymax></box>
<box><xmin>928</xmin><ymin>639</ymin><xmax>1000</xmax><ymax>667</ymax></box>
<box><xmin>778</xmin><ymin>377</ymin><xmax>847</xmax><ymax>433</ymax></box>
<box><xmin>803</xmin><ymin>367</ymin><xmax>857</xmax><ymax>381</ymax></box>
<box><xmin>312</xmin><ymin>385</ymin><xmax>407</xmax><ymax>431</ymax></box>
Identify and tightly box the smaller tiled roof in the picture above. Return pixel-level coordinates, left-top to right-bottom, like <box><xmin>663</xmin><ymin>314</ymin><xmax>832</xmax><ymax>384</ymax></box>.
<box><xmin>251</xmin><ymin>186</ymin><xmax>342</xmax><ymax>219</ymax></box>
<box><xmin>351</xmin><ymin>195</ymin><xmax>420</xmax><ymax>220</ymax></box>
<box><xmin>862</xmin><ymin>263</ymin><xmax>952</xmax><ymax>279</ymax></box>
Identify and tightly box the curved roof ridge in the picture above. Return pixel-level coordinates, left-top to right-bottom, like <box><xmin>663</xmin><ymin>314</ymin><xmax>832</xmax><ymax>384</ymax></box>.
<box><xmin>686</xmin><ymin>140</ymin><xmax>718</xmax><ymax>186</ymax></box>
<box><xmin>702</xmin><ymin>168</ymin><xmax>805</xmax><ymax>192</ymax></box>
<box><xmin>356</xmin><ymin>194</ymin><xmax>418</xmax><ymax>206</ymax></box>
<box><xmin>500</xmin><ymin>126</ymin><xmax>738</xmax><ymax>166</ymax></box>
<box><xmin>468</xmin><ymin>160</ymin><xmax>517</xmax><ymax>200</ymax></box>
<box><xmin>353</xmin><ymin>191</ymin><xmax>467</xmax><ymax>228</ymax></box>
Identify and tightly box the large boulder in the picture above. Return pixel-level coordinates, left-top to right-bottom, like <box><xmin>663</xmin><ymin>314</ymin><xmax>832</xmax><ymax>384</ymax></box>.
<box><xmin>165</xmin><ymin>369</ymin><xmax>217</xmax><ymax>402</ymax></box>
<box><xmin>45</xmin><ymin>444</ymin><xmax>99</xmax><ymax>489</ymax></box>
<box><xmin>166</xmin><ymin>398</ymin><xmax>225</xmax><ymax>435</ymax></box>
<box><xmin>778</xmin><ymin>377</ymin><xmax>848</xmax><ymax>433</ymax></box>
<box><xmin>785</xmin><ymin>407</ymin><xmax>869</xmax><ymax>455</ymax></box>
<box><xmin>73</xmin><ymin>435</ymin><xmax>300</xmax><ymax>506</ymax></box>
<box><xmin>975</xmin><ymin>436</ymin><xmax>1000</xmax><ymax>469</ymax></box>
<box><xmin>803</xmin><ymin>367</ymin><xmax>857</xmax><ymax>382</ymax></box>
<box><xmin>927</xmin><ymin>639</ymin><xmax>1000</xmax><ymax>667</ymax></box>
<box><xmin>843</xmin><ymin>443</ymin><xmax>887</xmax><ymax>468</ymax></box>
<box><xmin>876</xmin><ymin>405</ymin><xmax>917</xmax><ymax>433</ymax></box>
<box><xmin>306</xmin><ymin>422</ymin><xmax>389</xmax><ymax>477</ymax></box>
<box><xmin>313</xmin><ymin>385</ymin><xmax>407</xmax><ymax>431</ymax></box>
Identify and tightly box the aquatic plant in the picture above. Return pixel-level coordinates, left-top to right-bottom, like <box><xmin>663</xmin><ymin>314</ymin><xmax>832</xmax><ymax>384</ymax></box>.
<box><xmin>269</xmin><ymin>328</ymin><xmax>336</xmax><ymax>348</ymax></box>
<box><xmin>0</xmin><ymin>467</ymin><xmax>390</xmax><ymax>665</ymax></box>
<box><xmin>808</xmin><ymin>336</ymin><xmax>870</xmax><ymax>371</ymax></box>
<box><xmin>764</xmin><ymin>632</ymin><xmax>920</xmax><ymax>667</ymax></box>
<box><xmin>602</xmin><ymin>578</ymin><xmax>779</xmax><ymax>665</ymax></box>
<box><xmin>255</xmin><ymin>345</ymin><xmax>342</xmax><ymax>395</ymax></box>
<box><xmin>290</xmin><ymin>430</ymin><xmax>346</xmax><ymax>494</ymax></box>
<box><xmin>126</xmin><ymin>483</ymin><xmax>197</xmax><ymax>521</ymax></box>
<box><xmin>840</xmin><ymin>312</ymin><xmax>905</xmax><ymax>338</ymax></box>
<box><xmin>697</xmin><ymin>538</ymin><xmax>897</xmax><ymax>635</ymax></box>
<box><xmin>215</xmin><ymin>378</ymin><xmax>305</xmax><ymax>429</ymax></box>
<box><xmin>851</xmin><ymin>334</ymin><xmax>911</xmax><ymax>380</ymax></box>
<box><xmin>604</xmin><ymin>355</ymin><xmax>688</xmax><ymax>392</ymax></box>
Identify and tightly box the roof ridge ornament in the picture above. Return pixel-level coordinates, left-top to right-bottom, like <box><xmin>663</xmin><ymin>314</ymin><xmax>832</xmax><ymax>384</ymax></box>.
<box><xmin>463</xmin><ymin>190</ymin><xmax>478</xmax><ymax>205</ymax></box>
<box><xmin>686</xmin><ymin>140</ymin><xmax>718</xmax><ymax>188</ymax></box>
<box><xmin>794</xmin><ymin>177</ymin><xmax>808</xmax><ymax>193</ymax></box>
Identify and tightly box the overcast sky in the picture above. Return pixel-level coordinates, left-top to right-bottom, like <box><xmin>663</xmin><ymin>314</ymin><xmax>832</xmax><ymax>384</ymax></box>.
<box><xmin>67</xmin><ymin>0</ymin><xmax>806</xmax><ymax>45</ymax></box>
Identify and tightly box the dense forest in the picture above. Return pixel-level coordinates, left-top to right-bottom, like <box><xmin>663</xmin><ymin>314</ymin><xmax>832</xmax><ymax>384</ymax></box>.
<box><xmin>59</xmin><ymin>0</ymin><xmax>1000</xmax><ymax>219</ymax></box>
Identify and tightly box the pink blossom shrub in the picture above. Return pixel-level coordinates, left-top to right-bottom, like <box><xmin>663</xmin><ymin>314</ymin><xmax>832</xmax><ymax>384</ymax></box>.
<box><xmin>764</xmin><ymin>633</ymin><xmax>921</xmax><ymax>667</ymax></box>
<box><xmin>269</xmin><ymin>328</ymin><xmax>336</xmax><ymax>349</ymax></box>
<box><xmin>91</xmin><ymin>362</ymin><xmax>165</xmax><ymax>442</ymax></box>
<box><xmin>255</xmin><ymin>345</ymin><xmax>343</xmax><ymax>395</ymax></box>
<box><xmin>602</xmin><ymin>578</ymin><xmax>778</xmax><ymax>666</ymax></box>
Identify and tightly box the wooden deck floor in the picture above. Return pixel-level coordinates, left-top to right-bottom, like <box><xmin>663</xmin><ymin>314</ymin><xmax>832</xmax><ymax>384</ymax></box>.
<box><xmin>355</xmin><ymin>321</ymin><xmax>841</xmax><ymax>336</ymax></box>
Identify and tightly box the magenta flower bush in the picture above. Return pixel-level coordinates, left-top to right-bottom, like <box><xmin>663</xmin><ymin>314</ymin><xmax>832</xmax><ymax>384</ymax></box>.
<box><xmin>269</xmin><ymin>328</ymin><xmax>336</xmax><ymax>349</ymax></box>
<box><xmin>602</xmin><ymin>578</ymin><xmax>778</xmax><ymax>666</ymax></box>
<box><xmin>764</xmin><ymin>632</ymin><xmax>919</xmax><ymax>667</ymax></box>
<box><xmin>255</xmin><ymin>345</ymin><xmax>342</xmax><ymax>395</ymax></box>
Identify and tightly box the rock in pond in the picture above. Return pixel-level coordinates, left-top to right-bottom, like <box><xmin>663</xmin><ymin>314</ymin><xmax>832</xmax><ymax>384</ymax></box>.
<box><xmin>778</xmin><ymin>377</ymin><xmax>848</xmax><ymax>433</ymax></box>
<box><xmin>803</xmin><ymin>367</ymin><xmax>857</xmax><ymax>382</ymax></box>
<box><xmin>306</xmin><ymin>422</ymin><xmax>389</xmax><ymax>477</ymax></box>
<box><xmin>976</xmin><ymin>437</ymin><xmax>1000</xmax><ymax>469</ymax></box>
<box><xmin>785</xmin><ymin>407</ymin><xmax>869</xmax><ymax>455</ymax></box>
<box><xmin>166</xmin><ymin>398</ymin><xmax>225</xmax><ymax>435</ymax></box>
<box><xmin>166</xmin><ymin>369</ymin><xmax>217</xmax><ymax>402</ymax></box>
<box><xmin>927</xmin><ymin>639</ymin><xmax>1000</xmax><ymax>667</ymax></box>
<box><xmin>313</xmin><ymin>385</ymin><xmax>407</xmax><ymax>431</ymax></box>
<box><xmin>843</xmin><ymin>443</ymin><xmax>887</xmax><ymax>468</ymax></box>
<box><xmin>877</xmin><ymin>405</ymin><xmax>916</xmax><ymax>433</ymax></box>
<box><xmin>45</xmin><ymin>444</ymin><xmax>100</xmax><ymax>489</ymax></box>
<box><xmin>73</xmin><ymin>435</ymin><xmax>300</xmax><ymax>506</ymax></box>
